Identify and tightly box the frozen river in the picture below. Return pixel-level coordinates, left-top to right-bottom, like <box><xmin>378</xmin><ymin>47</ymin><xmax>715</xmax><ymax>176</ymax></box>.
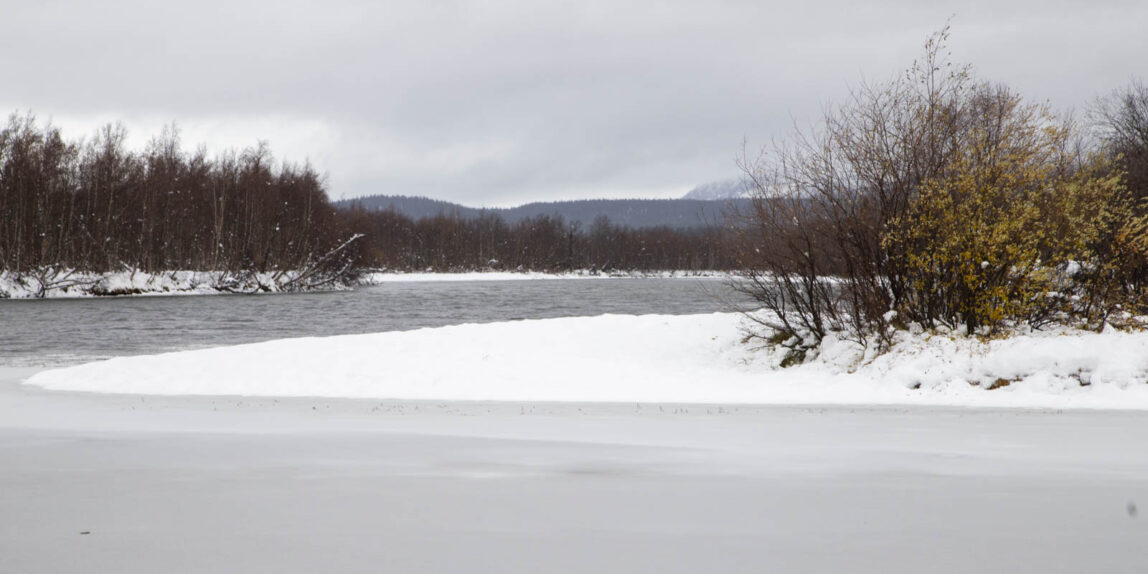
<box><xmin>2</xmin><ymin>278</ymin><xmax>1147</xmax><ymax>573</ymax></box>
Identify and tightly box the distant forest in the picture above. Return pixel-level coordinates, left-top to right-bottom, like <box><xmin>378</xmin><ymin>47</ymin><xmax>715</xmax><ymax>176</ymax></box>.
<box><xmin>336</xmin><ymin>194</ymin><xmax>747</xmax><ymax>230</ymax></box>
<box><xmin>0</xmin><ymin>114</ymin><xmax>739</xmax><ymax>279</ymax></box>
<box><xmin>340</xmin><ymin>207</ymin><xmax>736</xmax><ymax>271</ymax></box>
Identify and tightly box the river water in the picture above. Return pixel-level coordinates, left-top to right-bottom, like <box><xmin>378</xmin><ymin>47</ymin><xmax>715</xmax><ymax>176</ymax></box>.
<box><xmin>0</xmin><ymin>278</ymin><xmax>749</xmax><ymax>367</ymax></box>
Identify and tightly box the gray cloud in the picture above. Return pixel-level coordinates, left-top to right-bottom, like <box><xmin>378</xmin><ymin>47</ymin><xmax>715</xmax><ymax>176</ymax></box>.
<box><xmin>2</xmin><ymin>0</ymin><xmax>1145</xmax><ymax>204</ymax></box>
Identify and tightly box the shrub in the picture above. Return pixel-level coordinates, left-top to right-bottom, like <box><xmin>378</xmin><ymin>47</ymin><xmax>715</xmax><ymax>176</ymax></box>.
<box><xmin>737</xmin><ymin>27</ymin><xmax>1145</xmax><ymax>364</ymax></box>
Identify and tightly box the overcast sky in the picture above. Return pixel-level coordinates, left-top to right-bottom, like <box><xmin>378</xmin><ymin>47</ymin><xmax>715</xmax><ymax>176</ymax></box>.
<box><xmin>3</xmin><ymin>0</ymin><xmax>1145</xmax><ymax>206</ymax></box>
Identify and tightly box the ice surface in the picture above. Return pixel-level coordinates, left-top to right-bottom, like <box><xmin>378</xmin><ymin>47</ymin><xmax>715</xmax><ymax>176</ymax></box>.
<box><xmin>2</xmin><ymin>366</ymin><xmax>1147</xmax><ymax>574</ymax></box>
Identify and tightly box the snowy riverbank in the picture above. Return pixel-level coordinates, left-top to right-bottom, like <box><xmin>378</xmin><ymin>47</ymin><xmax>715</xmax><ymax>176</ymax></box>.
<box><xmin>0</xmin><ymin>269</ymin><xmax>362</xmax><ymax>299</ymax></box>
<box><xmin>360</xmin><ymin>269</ymin><xmax>732</xmax><ymax>282</ymax></box>
<box><xmin>0</xmin><ymin>269</ymin><xmax>732</xmax><ymax>298</ymax></box>
<box><xmin>24</xmin><ymin>312</ymin><xmax>1148</xmax><ymax>409</ymax></box>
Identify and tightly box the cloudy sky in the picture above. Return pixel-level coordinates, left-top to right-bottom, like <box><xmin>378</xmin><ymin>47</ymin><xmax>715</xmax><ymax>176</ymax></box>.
<box><xmin>3</xmin><ymin>0</ymin><xmax>1145</xmax><ymax>206</ymax></box>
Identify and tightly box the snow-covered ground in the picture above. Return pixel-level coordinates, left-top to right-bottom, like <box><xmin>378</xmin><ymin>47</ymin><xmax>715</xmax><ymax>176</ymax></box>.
<box><xmin>24</xmin><ymin>313</ymin><xmax>1148</xmax><ymax>409</ymax></box>
<box><xmin>8</xmin><ymin>313</ymin><xmax>1148</xmax><ymax>573</ymax></box>
<box><xmin>2</xmin><ymin>365</ymin><xmax>1147</xmax><ymax>574</ymax></box>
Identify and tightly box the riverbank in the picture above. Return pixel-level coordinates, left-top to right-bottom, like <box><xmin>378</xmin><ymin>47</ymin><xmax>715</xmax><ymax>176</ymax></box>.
<box><xmin>0</xmin><ymin>268</ymin><xmax>734</xmax><ymax>298</ymax></box>
<box><xmin>0</xmin><ymin>268</ymin><xmax>366</xmax><ymax>299</ymax></box>
<box><xmin>361</xmin><ymin>269</ymin><xmax>733</xmax><ymax>282</ymax></box>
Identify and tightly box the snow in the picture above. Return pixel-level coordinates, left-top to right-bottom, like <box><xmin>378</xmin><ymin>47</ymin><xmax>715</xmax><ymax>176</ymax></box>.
<box><xmin>3</xmin><ymin>364</ymin><xmax>1148</xmax><ymax>574</ymax></box>
<box><xmin>362</xmin><ymin>269</ymin><xmax>732</xmax><ymax>282</ymax></box>
<box><xmin>25</xmin><ymin>312</ymin><xmax>1148</xmax><ymax>409</ymax></box>
<box><xmin>0</xmin><ymin>269</ymin><xmax>731</xmax><ymax>297</ymax></box>
<box><xmin>364</xmin><ymin>270</ymin><xmax>599</xmax><ymax>282</ymax></box>
<box><xmin>682</xmin><ymin>178</ymin><xmax>751</xmax><ymax>200</ymax></box>
<box><xmin>0</xmin><ymin>269</ymin><xmax>354</xmax><ymax>298</ymax></box>
<box><xmin>7</xmin><ymin>312</ymin><xmax>1148</xmax><ymax>572</ymax></box>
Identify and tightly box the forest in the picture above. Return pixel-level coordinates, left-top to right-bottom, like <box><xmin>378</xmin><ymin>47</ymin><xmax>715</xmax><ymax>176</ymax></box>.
<box><xmin>0</xmin><ymin>119</ymin><xmax>340</xmax><ymax>275</ymax></box>
<box><xmin>340</xmin><ymin>208</ymin><xmax>734</xmax><ymax>272</ymax></box>
<box><xmin>336</xmin><ymin>194</ymin><xmax>745</xmax><ymax>230</ymax></box>
<box><xmin>0</xmin><ymin>115</ymin><xmax>737</xmax><ymax>291</ymax></box>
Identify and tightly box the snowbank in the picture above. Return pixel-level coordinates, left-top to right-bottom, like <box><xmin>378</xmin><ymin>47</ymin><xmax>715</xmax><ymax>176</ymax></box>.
<box><xmin>1</xmin><ymin>268</ymin><xmax>731</xmax><ymax>297</ymax></box>
<box><xmin>362</xmin><ymin>270</ymin><xmax>731</xmax><ymax>282</ymax></box>
<box><xmin>24</xmin><ymin>313</ymin><xmax>1148</xmax><ymax>409</ymax></box>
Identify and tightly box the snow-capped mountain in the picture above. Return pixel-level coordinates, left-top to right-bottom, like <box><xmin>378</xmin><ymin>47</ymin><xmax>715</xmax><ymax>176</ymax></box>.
<box><xmin>682</xmin><ymin>179</ymin><xmax>751</xmax><ymax>201</ymax></box>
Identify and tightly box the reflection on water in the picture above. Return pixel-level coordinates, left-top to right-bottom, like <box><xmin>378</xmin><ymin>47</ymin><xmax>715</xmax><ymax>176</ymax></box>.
<box><xmin>0</xmin><ymin>279</ymin><xmax>748</xmax><ymax>366</ymax></box>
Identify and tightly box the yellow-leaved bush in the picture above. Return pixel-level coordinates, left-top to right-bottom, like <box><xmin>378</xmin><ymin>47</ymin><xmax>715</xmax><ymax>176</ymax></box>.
<box><xmin>883</xmin><ymin>91</ymin><xmax>1143</xmax><ymax>334</ymax></box>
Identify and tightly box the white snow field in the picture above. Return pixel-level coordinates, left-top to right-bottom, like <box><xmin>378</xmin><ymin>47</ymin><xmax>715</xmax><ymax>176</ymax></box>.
<box><xmin>5</xmin><ymin>314</ymin><xmax>1148</xmax><ymax>573</ymax></box>
<box><xmin>23</xmin><ymin>313</ymin><xmax>1148</xmax><ymax>409</ymax></box>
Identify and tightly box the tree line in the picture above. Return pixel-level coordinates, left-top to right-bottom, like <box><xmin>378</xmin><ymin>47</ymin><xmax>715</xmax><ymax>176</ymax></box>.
<box><xmin>341</xmin><ymin>208</ymin><xmax>735</xmax><ymax>272</ymax></box>
<box><xmin>338</xmin><ymin>194</ymin><xmax>745</xmax><ymax>231</ymax></box>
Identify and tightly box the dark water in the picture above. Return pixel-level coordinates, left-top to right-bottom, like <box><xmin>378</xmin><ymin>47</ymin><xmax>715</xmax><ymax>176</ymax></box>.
<box><xmin>0</xmin><ymin>279</ymin><xmax>748</xmax><ymax>366</ymax></box>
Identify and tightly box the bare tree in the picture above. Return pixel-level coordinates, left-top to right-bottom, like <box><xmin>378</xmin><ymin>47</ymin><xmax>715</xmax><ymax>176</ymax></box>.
<box><xmin>1091</xmin><ymin>79</ymin><xmax>1148</xmax><ymax>201</ymax></box>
